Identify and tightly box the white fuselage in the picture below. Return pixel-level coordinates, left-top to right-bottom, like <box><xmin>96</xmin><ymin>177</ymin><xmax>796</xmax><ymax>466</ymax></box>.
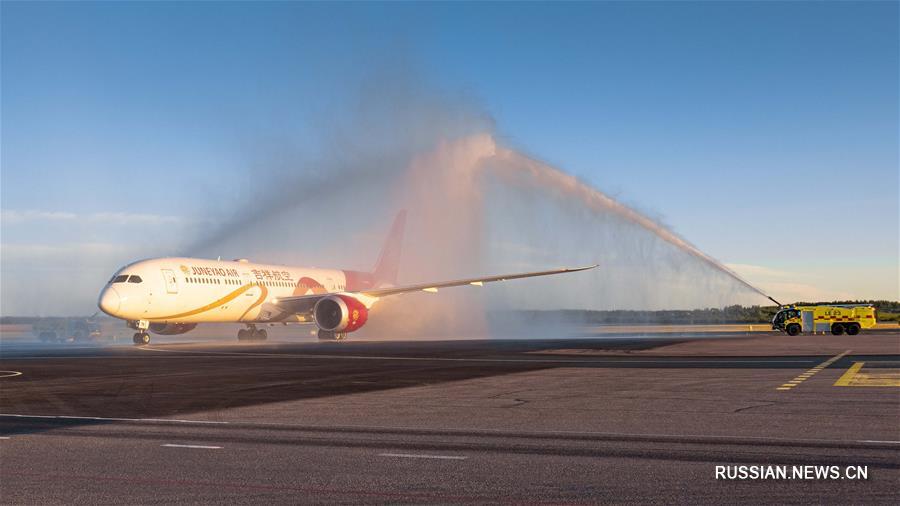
<box><xmin>98</xmin><ymin>257</ymin><xmax>348</xmax><ymax>324</ymax></box>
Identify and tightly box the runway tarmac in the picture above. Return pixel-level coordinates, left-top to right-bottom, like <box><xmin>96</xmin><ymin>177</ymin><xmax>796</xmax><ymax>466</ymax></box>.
<box><xmin>1</xmin><ymin>330</ymin><xmax>898</xmax><ymax>504</ymax></box>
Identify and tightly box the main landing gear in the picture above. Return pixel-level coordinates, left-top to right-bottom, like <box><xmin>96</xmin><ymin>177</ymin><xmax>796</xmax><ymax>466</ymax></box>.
<box><xmin>237</xmin><ymin>325</ymin><xmax>268</xmax><ymax>341</ymax></box>
<box><xmin>317</xmin><ymin>329</ymin><xmax>347</xmax><ymax>341</ymax></box>
<box><xmin>132</xmin><ymin>332</ymin><xmax>151</xmax><ymax>345</ymax></box>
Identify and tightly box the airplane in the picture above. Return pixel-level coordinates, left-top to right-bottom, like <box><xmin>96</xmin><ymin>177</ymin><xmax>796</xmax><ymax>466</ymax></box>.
<box><xmin>97</xmin><ymin>211</ymin><xmax>596</xmax><ymax>345</ymax></box>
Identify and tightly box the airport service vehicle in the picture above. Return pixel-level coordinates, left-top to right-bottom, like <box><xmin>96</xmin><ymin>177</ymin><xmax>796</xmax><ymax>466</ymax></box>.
<box><xmin>772</xmin><ymin>304</ymin><xmax>876</xmax><ymax>336</ymax></box>
<box><xmin>98</xmin><ymin>211</ymin><xmax>596</xmax><ymax>345</ymax></box>
<box><xmin>33</xmin><ymin>317</ymin><xmax>103</xmax><ymax>343</ymax></box>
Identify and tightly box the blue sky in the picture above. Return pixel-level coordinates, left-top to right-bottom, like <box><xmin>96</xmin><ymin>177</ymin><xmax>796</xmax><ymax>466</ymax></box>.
<box><xmin>2</xmin><ymin>1</ymin><xmax>897</xmax><ymax>314</ymax></box>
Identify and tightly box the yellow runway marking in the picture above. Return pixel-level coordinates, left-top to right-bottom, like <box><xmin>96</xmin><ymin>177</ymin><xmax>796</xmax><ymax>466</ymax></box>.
<box><xmin>834</xmin><ymin>362</ymin><xmax>900</xmax><ymax>387</ymax></box>
<box><xmin>777</xmin><ymin>350</ymin><xmax>850</xmax><ymax>391</ymax></box>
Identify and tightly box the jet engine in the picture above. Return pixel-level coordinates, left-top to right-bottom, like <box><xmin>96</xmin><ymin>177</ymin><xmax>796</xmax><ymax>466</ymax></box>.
<box><xmin>148</xmin><ymin>322</ymin><xmax>198</xmax><ymax>335</ymax></box>
<box><xmin>313</xmin><ymin>295</ymin><xmax>368</xmax><ymax>333</ymax></box>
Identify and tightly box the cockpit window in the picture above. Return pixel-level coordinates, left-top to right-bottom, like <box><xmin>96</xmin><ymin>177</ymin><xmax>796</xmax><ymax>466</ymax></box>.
<box><xmin>111</xmin><ymin>275</ymin><xmax>129</xmax><ymax>283</ymax></box>
<box><xmin>128</xmin><ymin>275</ymin><xmax>143</xmax><ymax>283</ymax></box>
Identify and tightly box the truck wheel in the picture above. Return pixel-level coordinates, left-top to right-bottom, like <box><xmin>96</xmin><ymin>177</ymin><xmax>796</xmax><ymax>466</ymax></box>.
<box><xmin>845</xmin><ymin>324</ymin><xmax>860</xmax><ymax>336</ymax></box>
<box><xmin>786</xmin><ymin>324</ymin><xmax>801</xmax><ymax>336</ymax></box>
<box><xmin>831</xmin><ymin>323</ymin><xmax>845</xmax><ymax>336</ymax></box>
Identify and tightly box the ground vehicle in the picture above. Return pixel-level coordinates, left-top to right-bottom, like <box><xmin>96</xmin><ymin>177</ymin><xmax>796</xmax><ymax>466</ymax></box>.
<box><xmin>772</xmin><ymin>305</ymin><xmax>876</xmax><ymax>336</ymax></box>
<box><xmin>33</xmin><ymin>318</ymin><xmax>103</xmax><ymax>343</ymax></box>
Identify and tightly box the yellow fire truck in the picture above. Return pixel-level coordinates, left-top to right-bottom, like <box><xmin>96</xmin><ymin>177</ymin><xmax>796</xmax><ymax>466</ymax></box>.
<box><xmin>772</xmin><ymin>304</ymin><xmax>877</xmax><ymax>336</ymax></box>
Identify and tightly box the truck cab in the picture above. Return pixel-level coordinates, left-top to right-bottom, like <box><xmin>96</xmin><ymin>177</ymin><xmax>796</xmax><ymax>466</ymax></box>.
<box><xmin>772</xmin><ymin>308</ymin><xmax>802</xmax><ymax>335</ymax></box>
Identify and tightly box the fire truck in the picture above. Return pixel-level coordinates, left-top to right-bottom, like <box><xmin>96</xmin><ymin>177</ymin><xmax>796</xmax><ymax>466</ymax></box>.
<box><xmin>772</xmin><ymin>304</ymin><xmax>877</xmax><ymax>336</ymax></box>
<box><xmin>33</xmin><ymin>317</ymin><xmax>103</xmax><ymax>343</ymax></box>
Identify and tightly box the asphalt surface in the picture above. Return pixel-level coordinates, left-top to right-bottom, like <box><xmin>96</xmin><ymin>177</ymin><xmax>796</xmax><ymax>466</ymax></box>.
<box><xmin>1</xmin><ymin>331</ymin><xmax>898</xmax><ymax>504</ymax></box>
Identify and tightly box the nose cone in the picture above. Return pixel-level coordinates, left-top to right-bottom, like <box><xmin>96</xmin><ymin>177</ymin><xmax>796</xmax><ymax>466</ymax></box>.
<box><xmin>98</xmin><ymin>287</ymin><xmax>121</xmax><ymax>316</ymax></box>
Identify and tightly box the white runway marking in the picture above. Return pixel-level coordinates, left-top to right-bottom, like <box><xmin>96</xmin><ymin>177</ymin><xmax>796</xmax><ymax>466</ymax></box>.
<box><xmin>0</xmin><ymin>371</ymin><xmax>23</xmax><ymax>378</ymax></box>
<box><xmin>2</xmin><ymin>413</ymin><xmax>896</xmax><ymax>446</ymax></box>
<box><xmin>161</xmin><ymin>443</ymin><xmax>222</xmax><ymax>450</ymax></box>
<box><xmin>0</xmin><ymin>436</ymin><xmax>10</xmax><ymax>440</ymax></box>
<box><xmin>0</xmin><ymin>413</ymin><xmax>228</xmax><ymax>424</ymax></box>
<box><xmin>379</xmin><ymin>453</ymin><xmax>467</xmax><ymax>460</ymax></box>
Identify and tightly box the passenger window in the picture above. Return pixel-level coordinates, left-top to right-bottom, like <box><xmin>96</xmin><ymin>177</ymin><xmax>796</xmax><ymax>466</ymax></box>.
<box><xmin>128</xmin><ymin>276</ymin><xmax>143</xmax><ymax>283</ymax></box>
<box><xmin>112</xmin><ymin>275</ymin><xmax>129</xmax><ymax>283</ymax></box>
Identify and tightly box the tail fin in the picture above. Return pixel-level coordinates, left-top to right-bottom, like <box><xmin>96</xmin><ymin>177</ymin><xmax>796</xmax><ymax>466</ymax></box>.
<box><xmin>372</xmin><ymin>210</ymin><xmax>406</xmax><ymax>287</ymax></box>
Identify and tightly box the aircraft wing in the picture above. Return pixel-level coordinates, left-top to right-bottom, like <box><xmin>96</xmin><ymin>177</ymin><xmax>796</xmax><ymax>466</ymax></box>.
<box><xmin>272</xmin><ymin>264</ymin><xmax>597</xmax><ymax>314</ymax></box>
<box><xmin>358</xmin><ymin>264</ymin><xmax>597</xmax><ymax>297</ymax></box>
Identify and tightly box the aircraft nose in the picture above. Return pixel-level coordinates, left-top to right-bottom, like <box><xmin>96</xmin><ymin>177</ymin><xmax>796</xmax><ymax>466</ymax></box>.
<box><xmin>98</xmin><ymin>287</ymin><xmax>121</xmax><ymax>316</ymax></box>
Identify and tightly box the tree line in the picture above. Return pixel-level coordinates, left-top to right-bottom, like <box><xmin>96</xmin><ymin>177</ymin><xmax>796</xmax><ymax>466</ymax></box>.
<box><xmin>493</xmin><ymin>300</ymin><xmax>900</xmax><ymax>324</ymax></box>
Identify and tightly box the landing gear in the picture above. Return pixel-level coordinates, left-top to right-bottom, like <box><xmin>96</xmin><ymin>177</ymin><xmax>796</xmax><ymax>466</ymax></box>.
<box><xmin>126</xmin><ymin>320</ymin><xmax>150</xmax><ymax>346</ymax></box>
<box><xmin>127</xmin><ymin>320</ymin><xmax>151</xmax><ymax>346</ymax></box>
<box><xmin>237</xmin><ymin>325</ymin><xmax>268</xmax><ymax>341</ymax></box>
<box><xmin>317</xmin><ymin>329</ymin><xmax>346</xmax><ymax>341</ymax></box>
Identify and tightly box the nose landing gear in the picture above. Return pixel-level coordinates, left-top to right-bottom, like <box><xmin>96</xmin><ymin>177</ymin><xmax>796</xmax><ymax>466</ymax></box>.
<box><xmin>237</xmin><ymin>325</ymin><xmax>268</xmax><ymax>341</ymax></box>
<box><xmin>127</xmin><ymin>320</ymin><xmax>151</xmax><ymax>346</ymax></box>
<box><xmin>132</xmin><ymin>332</ymin><xmax>151</xmax><ymax>345</ymax></box>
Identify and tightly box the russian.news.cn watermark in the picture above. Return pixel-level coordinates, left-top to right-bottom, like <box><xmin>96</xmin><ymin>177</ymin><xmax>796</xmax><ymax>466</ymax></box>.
<box><xmin>716</xmin><ymin>465</ymin><xmax>868</xmax><ymax>480</ymax></box>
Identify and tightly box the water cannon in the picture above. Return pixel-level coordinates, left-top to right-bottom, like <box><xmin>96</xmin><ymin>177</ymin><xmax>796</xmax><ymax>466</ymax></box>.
<box><xmin>767</xmin><ymin>296</ymin><xmax>783</xmax><ymax>307</ymax></box>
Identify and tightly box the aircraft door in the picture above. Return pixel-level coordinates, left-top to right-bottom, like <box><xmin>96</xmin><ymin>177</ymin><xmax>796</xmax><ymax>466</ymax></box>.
<box><xmin>241</xmin><ymin>273</ymin><xmax>257</xmax><ymax>296</ymax></box>
<box><xmin>162</xmin><ymin>269</ymin><xmax>178</xmax><ymax>294</ymax></box>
